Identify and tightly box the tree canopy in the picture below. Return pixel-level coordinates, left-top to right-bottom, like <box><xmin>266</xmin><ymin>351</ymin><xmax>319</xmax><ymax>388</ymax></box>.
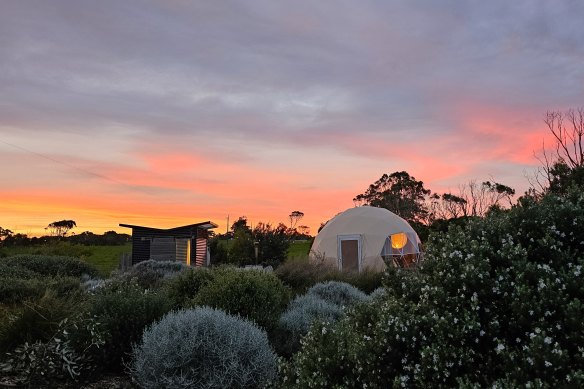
<box><xmin>353</xmin><ymin>171</ymin><xmax>431</xmax><ymax>224</ymax></box>
<box><xmin>46</xmin><ymin>220</ymin><xmax>76</xmax><ymax>237</ymax></box>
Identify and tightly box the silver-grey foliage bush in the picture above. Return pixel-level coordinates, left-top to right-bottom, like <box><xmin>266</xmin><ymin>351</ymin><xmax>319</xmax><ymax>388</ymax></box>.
<box><xmin>306</xmin><ymin>281</ymin><xmax>369</xmax><ymax>307</ymax></box>
<box><xmin>369</xmin><ymin>287</ymin><xmax>387</xmax><ymax>299</ymax></box>
<box><xmin>130</xmin><ymin>307</ymin><xmax>277</xmax><ymax>389</ymax></box>
<box><xmin>279</xmin><ymin>294</ymin><xmax>344</xmax><ymax>335</ymax></box>
<box><xmin>132</xmin><ymin>259</ymin><xmax>188</xmax><ymax>276</ymax></box>
<box><xmin>275</xmin><ymin>281</ymin><xmax>370</xmax><ymax>356</ymax></box>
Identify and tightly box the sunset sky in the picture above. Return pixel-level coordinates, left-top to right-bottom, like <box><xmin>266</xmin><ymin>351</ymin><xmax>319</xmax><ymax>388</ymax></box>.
<box><xmin>1</xmin><ymin>1</ymin><xmax>583</xmax><ymax>236</ymax></box>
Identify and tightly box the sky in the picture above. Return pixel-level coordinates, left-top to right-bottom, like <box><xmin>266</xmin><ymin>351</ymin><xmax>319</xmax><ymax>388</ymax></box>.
<box><xmin>1</xmin><ymin>0</ymin><xmax>583</xmax><ymax>237</ymax></box>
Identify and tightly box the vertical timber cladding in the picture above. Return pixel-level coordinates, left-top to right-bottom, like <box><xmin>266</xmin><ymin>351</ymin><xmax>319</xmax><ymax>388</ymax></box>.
<box><xmin>151</xmin><ymin>237</ymin><xmax>176</xmax><ymax>261</ymax></box>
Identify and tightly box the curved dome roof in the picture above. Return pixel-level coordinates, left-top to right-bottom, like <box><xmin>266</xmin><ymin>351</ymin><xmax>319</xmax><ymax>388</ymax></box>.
<box><xmin>310</xmin><ymin>206</ymin><xmax>420</xmax><ymax>271</ymax></box>
<box><xmin>317</xmin><ymin>206</ymin><xmax>417</xmax><ymax>239</ymax></box>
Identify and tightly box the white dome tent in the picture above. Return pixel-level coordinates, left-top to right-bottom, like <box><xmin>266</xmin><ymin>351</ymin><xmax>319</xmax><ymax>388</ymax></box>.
<box><xmin>310</xmin><ymin>206</ymin><xmax>422</xmax><ymax>272</ymax></box>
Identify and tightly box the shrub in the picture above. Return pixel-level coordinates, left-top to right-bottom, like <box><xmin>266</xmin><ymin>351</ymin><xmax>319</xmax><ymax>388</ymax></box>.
<box><xmin>130</xmin><ymin>308</ymin><xmax>277</xmax><ymax>389</ymax></box>
<box><xmin>0</xmin><ymin>254</ymin><xmax>98</xmax><ymax>278</ymax></box>
<box><xmin>307</xmin><ymin>281</ymin><xmax>369</xmax><ymax>307</ymax></box>
<box><xmin>276</xmin><ymin>294</ymin><xmax>344</xmax><ymax>357</ymax></box>
<box><xmin>0</xmin><ymin>262</ymin><xmax>37</xmax><ymax>279</ymax></box>
<box><xmin>275</xmin><ymin>259</ymin><xmax>383</xmax><ymax>295</ymax></box>
<box><xmin>87</xmin><ymin>282</ymin><xmax>172</xmax><ymax>372</ymax></box>
<box><xmin>192</xmin><ymin>267</ymin><xmax>290</xmax><ymax>331</ymax></box>
<box><xmin>0</xmin><ymin>315</ymin><xmax>105</xmax><ymax>387</ymax></box>
<box><xmin>369</xmin><ymin>287</ymin><xmax>387</xmax><ymax>299</ymax></box>
<box><xmin>112</xmin><ymin>259</ymin><xmax>188</xmax><ymax>290</ymax></box>
<box><xmin>0</xmin><ymin>275</ymin><xmax>81</xmax><ymax>305</ymax></box>
<box><xmin>280</xmin><ymin>189</ymin><xmax>584</xmax><ymax>387</ymax></box>
<box><xmin>0</xmin><ymin>291</ymin><xmax>82</xmax><ymax>354</ymax></box>
<box><xmin>274</xmin><ymin>282</ymin><xmax>368</xmax><ymax>357</ymax></box>
<box><xmin>164</xmin><ymin>267</ymin><xmax>215</xmax><ymax>308</ymax></box>
<box><xmin>280</xmin><ymin>294</ymin><xmax>345</xmax><ymax>334</ymax></box>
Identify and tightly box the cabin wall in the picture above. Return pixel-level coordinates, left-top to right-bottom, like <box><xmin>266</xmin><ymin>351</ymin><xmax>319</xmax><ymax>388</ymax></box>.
<box><xmin>130</xmin><ymin>226</ymin><xmax>210</xmax><ymax>267</ymax></box>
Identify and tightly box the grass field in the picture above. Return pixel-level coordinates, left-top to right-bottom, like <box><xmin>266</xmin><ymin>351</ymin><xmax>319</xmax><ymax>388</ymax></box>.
<box><xmin>0</xmin><ymin>240</ymin><xmax>311</xmax><ymax>277</ymax></box>
<box><xmin>287</xmin><ymin>240</ymin><xmax>311</xmax><ymax>259</ymax></box>
<box><xmin>0</xmin><ymin>243</ymin><xmax>131</xmax><ymax>277</ymax></box>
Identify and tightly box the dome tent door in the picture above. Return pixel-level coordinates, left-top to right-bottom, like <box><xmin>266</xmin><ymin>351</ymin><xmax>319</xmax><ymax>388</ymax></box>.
<box><xmin>337</xmin><ymin>234</ymin><xmax>362</xmax><ymax>272</ymax></box>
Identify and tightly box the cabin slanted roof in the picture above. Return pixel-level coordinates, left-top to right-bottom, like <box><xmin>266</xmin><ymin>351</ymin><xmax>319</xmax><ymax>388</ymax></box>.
<box><xmin>119</xmin><ymin>221</ymin><xmax>218</xmax><ymax>232</ymax></box>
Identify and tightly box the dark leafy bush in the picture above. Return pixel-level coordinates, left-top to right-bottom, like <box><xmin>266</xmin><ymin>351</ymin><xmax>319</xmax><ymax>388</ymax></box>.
<box><xmin>275</xmin><ymin>259</ymin><xmax>383</xmax><ymax>294</ymax></box>
<box><xmin>88</xmin><ymin>282</ymin><xmax>172</xmax><ymax>372</ymax></box>
<box><xmin>307</xmin><ymin>281</ymin><xmax>369</xmax><ymax>307</ymax></box>
<box><xmin>0</xmin><ymin>291</ymin><xmax>82</xmax><ymax>354</ymax></box>
<box><xmin>192</xmin><ymin>267</ymin><xmax>290</xmax><ymax>331</ymax></box>
<box><xmin>0</xmin><ymin>254</ymin><xmax>98</xmax><ymax>278</ymax></box>
<box><xmin>0</xmin><ymin>262</ymin><xmax>37</xmax><ymax>279</ymax></box>
<box><xmin>0</xmin><ymin>275</ymin><xmax>81</xmax><ymax>305</ymax></box>
<box><xmin>280</xmin><ymin>189</ymin><xmax>584</xmax><ymax>387</ymax></box>
<box><xmin>131</xmin><ymin>308</ymin><xmax>277</xmax><ymax>389</ymax></box>
<box><xmin>164</xmin><ymin>267</ymin><xmax>215</xmax><ymax>308</ymax></box>
<box><xmin>0</xmin><ymin>315</ymin><xmax>104</xmax><ymax>387</ymax></box>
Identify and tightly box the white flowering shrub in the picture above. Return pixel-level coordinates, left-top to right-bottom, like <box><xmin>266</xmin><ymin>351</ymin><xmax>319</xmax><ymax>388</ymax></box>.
<box><xmin>130</xmin><ymin>307</ymin><xmax>277</xmax><ymax>389</ymax></box>
<box><xmin>280</xmin><ymin>189</ymin><xmax>584</xmax><ymax>387</ymax></box>
<box><xmin>307</xmin><ymin>281</ymin><xmax>370</xmax><ymax>307</ymax></box>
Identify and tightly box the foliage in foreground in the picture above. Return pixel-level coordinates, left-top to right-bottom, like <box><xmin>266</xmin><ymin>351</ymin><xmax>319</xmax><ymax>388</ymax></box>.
<box><xmin>131</xmin><ymin>308</ymin><xmax>277</xmax><ymax>389</ymax></box>
<box><xmin>0</xmin><ymin>315</ymin><xmax>104</xmax><ymax>387</ymax></box>
<box><xmin>87</xmin><ymin>282</ymin><xmax>172</xmax><ymax>373</ymax></box>
<box><xmin>192</xmin><ymin>267</ymin><xmax>290</xmax><ymax>331</ymax></box>
<box><xmin>280</xmin><ymin>189</ymin><xmax>584</xmax><ymax>387</ymax></box>
<box><xmin>276</xmin><ymin>281</ymin><xmax>370</xmax><ymax>357</ymax></box>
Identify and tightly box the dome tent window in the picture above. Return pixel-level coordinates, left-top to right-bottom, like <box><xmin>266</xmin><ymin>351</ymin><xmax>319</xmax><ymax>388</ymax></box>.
<box><xmin>381</xmin><ymin>231</ymin><xmax>420</xmax><ymax>268</ymax></box>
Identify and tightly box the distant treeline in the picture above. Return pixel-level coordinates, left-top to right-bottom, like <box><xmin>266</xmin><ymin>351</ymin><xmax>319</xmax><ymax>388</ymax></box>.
<box><xmin>0</xmin><ymin>230</ymin><xmax>131</xmax><ymax>247</ymax></box>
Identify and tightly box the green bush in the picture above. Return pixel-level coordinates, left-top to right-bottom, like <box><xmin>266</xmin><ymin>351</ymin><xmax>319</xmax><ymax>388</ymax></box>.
<box><xmin>130</xmin><ymin>308</ymin><xmax>277</xmax><ymax>389</ymax></box>
<box><xmin>87</xmin><ymin>282</ymin><xmax>172</xmax><ymax>373</ymax></box>
<box><xmin>164</xmin><ymin>267</ymin><xmax>215</xmax><ymax>308</ymax></box>
<box><xmin>0</xmin><ymin>291</ymin><xmax>82</xmax><ymax>354</ymax></box>
<box><xmin>0</xmin><ymin>275</ymin><xmax>81</xmax><ymax>306</ymax></box>
<box><xmin>0</xmin><ymin>262</ymin><xmax>38</xmax><ymax>279</ymax></box>
<box><xmin>275</xmin><ymin>259</ymin><xmax>383</xmax><ymax>295</ymax></box>
<box><xmin>0</xmin><ymin>254</ymin><xmax>98</xmax><ymax>278</ymax></box>
<box><xmin>0</xmin><ymin>314</ymin><xmax>104</xmax><ymax>387</ymax></box>
<box><xmin>279</xmin><ymin>189</ymin><xmax>584</xmax><ymax>387</ymax></box>
<box><xmin>192</xmin><ymin>267</ymin><xmax>290</xmax><ymax>331</ymax></box>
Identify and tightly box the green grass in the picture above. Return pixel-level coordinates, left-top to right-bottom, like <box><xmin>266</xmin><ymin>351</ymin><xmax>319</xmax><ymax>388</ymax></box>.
<box><xmin>287</xmin><ymin>240</ymin><xmax>311</xmax><ymax>260</ymax></box>
<box><xmin>0</xmin><ymin>243</ymin><xmax>131</xmax><ymax>277</ymax></box>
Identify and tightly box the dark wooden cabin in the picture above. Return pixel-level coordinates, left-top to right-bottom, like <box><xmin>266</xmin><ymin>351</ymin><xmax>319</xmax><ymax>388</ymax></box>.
<box><xmin>119</xmin><ymin>221</ymin><xmax>217</xmax><ymax>266</ymax></box>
